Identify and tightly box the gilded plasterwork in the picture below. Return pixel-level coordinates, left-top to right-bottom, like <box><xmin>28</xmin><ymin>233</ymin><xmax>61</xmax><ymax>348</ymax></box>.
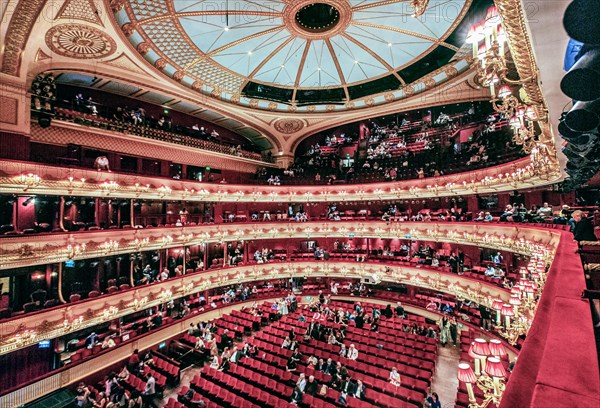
<box><xmin>45</xmin><ymin>24</ymin><xmax>117</xmax><ymax>59</ymax></box>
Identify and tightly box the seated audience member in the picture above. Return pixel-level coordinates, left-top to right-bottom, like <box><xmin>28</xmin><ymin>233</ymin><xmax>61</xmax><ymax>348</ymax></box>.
<box><xmin>537</xmin><ymin>202</ymin><xmax>553</xmax><ymax>219</ymax></box>
<box><xmin>94</xmin><ymin>156</ymin><xmax>110</xmax><ymax>171</ymax></box>
<box><xmin>425</xmin><ymin>392</ymin><xmax>442</xmax><ymax>408</ymax></box>
<box><xmin>554</xmin><ymin>204</ymin><xmax>572</xmax><ymax>225</ymax></box>
<box><xmin>307</xmin><ymin>355</ymin><xmax>318</xmax><ymax>369</ymax></box>
<box><xmin>286</xmin><ymin>357</ymin><xmax>298</xmax><ymax>372</ymax></box>
<box><xmin>572</xmin><ymin>210</ymin><xmax>597</xmax><ymax>241</ymax></box>
<box><xmin>426</xmin><ymin>300</ymin><xmax>438</xmax><ymax>311</ymax></box>
<box><xmin>217</xmin><ymin>356</ymin><xmax>230</xmax><ymax>372</ymax></box>
<box><xmin>75</xmin><ymin>387</ymin><xmax>91</xmax><ymax>407</ymax></box>
<box><xmin>347</xmin><ymin>344</ymin><xmax>359</xmax><ymax>360</ymax></box>
<box><xmin>101</xmin><ymin>336</ymin><xmax>116</xmax><ymax>349</ymax></box>
<box><xmin>389</xmin><ymin>367</ymin><xmax>401</xmax><ymax>386</ymax></box>
<box><xmin>305</xmin><ymin>375</ymin><xmax>319</xmax><ymax>396</ymax></box>
<box><xmin>209</xmin><ymin>355</ymin><xmax>220</xmax><ymax>369</ymax></box>
<box><xmin>85</xmin><ymin>332</ymin><xmax>99</xmax><ymax>348</ymax></box>
<box><xmin>395</xmin><ymin>302</ymin><xmax>406</xmax><ymax>318</ymax></box>
<box><xmin>296</xmin><ymin>373</ymin><xmax>307</xmax><ymax>392</ymax></box>
<box><xmin>354</xmin><ymin>379</ymin><xmax>366</xmax><ymax>400</ymax></box>
<box><xmin>290</xmin><ymin>386</ymin><xmax>303</xmax><ymax>405</ymax></box>
<box><xmin>500</xmin><ymin>205</ymin><xmax>514</xmax><ymax>222</ymax></box>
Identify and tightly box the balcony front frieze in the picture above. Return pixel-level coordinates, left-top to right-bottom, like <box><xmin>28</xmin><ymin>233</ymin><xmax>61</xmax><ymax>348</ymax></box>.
<box><xmin>0</xmin><ymin>222</ymin><xmax>560</xmax><ymax>270</ymax></box>
<box><xmin>0</xmin><ymin>261</ymin><xmax>516</xmax><ymax>356</ymax></box>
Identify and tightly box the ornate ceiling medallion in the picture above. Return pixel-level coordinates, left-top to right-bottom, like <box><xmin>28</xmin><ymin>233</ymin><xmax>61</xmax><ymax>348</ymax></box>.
<box><xmin>45</xmin><ymin>24</ymin><xmax>116</xmax><ymax>59</ymax></box>
<box><xmin>283</xmin><ymin>0</ymin><xmax>352</xmax><ymax>40</ymax></box>
<box><xmin>273</xmin><ymin>118</ymin><xmax>305</xmax><ymax>134</ymax></box>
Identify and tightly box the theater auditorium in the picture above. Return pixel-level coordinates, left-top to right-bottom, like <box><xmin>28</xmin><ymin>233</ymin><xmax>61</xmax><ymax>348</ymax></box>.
<box><xmin>0</xmin><ymin>1</ymin><xmax>599</xmax><ymax>407</ymax></box>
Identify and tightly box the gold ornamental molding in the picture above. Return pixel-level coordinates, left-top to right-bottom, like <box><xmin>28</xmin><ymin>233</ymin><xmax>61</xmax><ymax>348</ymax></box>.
<box><xmin>0</xmin><ymin>221</ymin><xmax>559</xmax><ymax>270</ymax></box>
<box><xmin>0</xmin><ymin>261</ymin><xmax>518</xmax><ymax>357</ymax></box>
<box><xmin>492</xmin><ymin>0</ymin><xmax>560</xmax><ymax>170</ymax></box>
<box><xmin>0</xmin><ymin>155</ymin><xmax>561</xmax><ymax>206</ymax></box>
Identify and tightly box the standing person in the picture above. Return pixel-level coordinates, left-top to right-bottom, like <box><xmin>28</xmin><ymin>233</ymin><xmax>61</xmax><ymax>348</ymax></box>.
<box><xmin>438</xmin><ymin>317</ymin><xmax>450</xmax><ymax>347</ymax></box>
<box><xmin>449</xmin><ymin>317</ymin><xmax>458</xmax><ymax>346</ymax></box>
<box><xmin>479</xmin><ymin>304</ymin><xmax>492</xmax><ymax>331</ymax></box>
<box><xmin>142</xmin><ymin>372</ymin><xmax>155</xmax><ymax>407</ymax></box>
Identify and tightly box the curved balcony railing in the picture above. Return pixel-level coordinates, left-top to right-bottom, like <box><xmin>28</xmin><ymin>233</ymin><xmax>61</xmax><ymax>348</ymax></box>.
<box><xmin>0</xmin><ymin>221</ymin><xmax>559</xmax><ymax>270</ymax></box>
<box><xmin>0</xmin><ymin>260</ymin><xmax>516</xmax><ymax>356</ymax></box>
<box><xmin>0</xmin><ymin>229</ymin><xmax>595</xmax><ymax>408</ymax></box>
<box><xmin>0</xmin><ymin>154</ymin><xmax>560</xmax><ymax>204</ymax></box>
<box><xmin>47</xmin><ymin>108</ymin><xmax>272</xmax><ymax>163</ymax></box>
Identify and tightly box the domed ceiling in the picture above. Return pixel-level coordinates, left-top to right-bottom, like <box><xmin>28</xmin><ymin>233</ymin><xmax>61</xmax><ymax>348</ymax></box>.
<box><xmin>114</xmin><ymin>0</ymin><xmax>492</xmax><ymax>112</ymax></box>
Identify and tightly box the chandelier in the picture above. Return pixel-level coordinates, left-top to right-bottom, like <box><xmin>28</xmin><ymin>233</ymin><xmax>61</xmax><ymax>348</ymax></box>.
<box><xmin>466</xmin><ymin>6</ymin><xmax>543</xmax><ymax>153</ymax></box>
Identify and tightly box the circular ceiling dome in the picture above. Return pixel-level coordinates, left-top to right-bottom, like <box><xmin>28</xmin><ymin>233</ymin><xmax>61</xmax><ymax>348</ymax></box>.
<box><xmin>116</xmin><ymin>0</ymin><xmax>487</xmax><ymax>108</ymax></box>
<box><xmin>295</xmin><ymin>3</ymin><xmax>340</xmax><ymax>33</ymax></box>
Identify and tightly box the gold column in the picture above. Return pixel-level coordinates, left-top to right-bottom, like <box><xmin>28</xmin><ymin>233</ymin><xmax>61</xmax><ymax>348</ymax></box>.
<box><xmin>130</xmin><ymin>199</ymin><xmax>135</xmax><ymax>227</ymax></box>
<box><xmin>59</xmin><ymin>196</ymin><xmax>66</xmax><ymax>231</ymax></box>
<box><xmin>57</xmin><ymin>263</ymin><xmax>65</xmax><ymax>303</ymax></box>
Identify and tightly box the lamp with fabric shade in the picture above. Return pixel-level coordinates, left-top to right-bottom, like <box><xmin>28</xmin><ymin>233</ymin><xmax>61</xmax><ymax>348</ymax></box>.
<box><xmin>511</xmin><ymin>286</ymin><xmax>522</xmax><ymax>298</ymax></box>
<box><xmin>488</xmin><ymin>339</ymin><xmax>507</xmax><ymax>358</ymax></box>
<box><xmin>523</xmin><ymin>285</ymin><xmax>535</xmax><ymax>299</ymax></box>
<box><xmin>501</xmin><ymin>304</ymin><xmax>514</xmax><ymax>327</ymax></box>
<box><xmin>509</xmin><ymin>295</ymin><xmax>521</xmax><ymax>316</ymax></box>
<box><xmin>497</xmin><ymin>85</ymin><xmax>511</xmax><ymax>99</ymax></box>
<box><xmin>472</xmin><ymin>338</ymin><xmax>491</xmax><ymax>356</ymax></box>
<box><xmin>492</xmin><ymin>299</ymin><xmax>503</xmax><ymax>326</ymax></box>
<box><xmin>473</xmin><ymin>338</ymin><xmax>490</xmax><ymax>372</ymax></box>
<box><xmin>468</xmin><ymin>341</ymin><xmax>488</xmax><ymax>375</ymax></box>
<box><xmin>457</xmin><ymin>363</ymin><xmax>477</xmax><ymax>402</ymax></box>
<box><xmin>468</xmin><ymin>343</ymin><xmax>482</xmax><ymax>375</ymax></box>
<box><xmin>485</xmin><ymin>357</ymin><xmax>508</xmax><ymax>395</ymax></box>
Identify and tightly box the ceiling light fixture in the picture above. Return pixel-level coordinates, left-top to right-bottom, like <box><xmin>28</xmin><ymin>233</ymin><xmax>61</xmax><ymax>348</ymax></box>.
<box><xmin>468</xmin><ymin>5</ymin><xmax>543</xmax><ymax>154</ymax></box>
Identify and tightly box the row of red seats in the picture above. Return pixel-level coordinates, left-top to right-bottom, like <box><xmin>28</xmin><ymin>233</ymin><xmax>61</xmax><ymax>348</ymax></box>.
<box><xmin>151</xmin><ymin>353</ymin><xmax>181</xmax><ymax>385</ymax></box>
<box><xmin>271</xmin><ymin>317</ymin><xmax>434</xmax><ymax>382</ymax></box>
<box><xmin>263</xmin><ymin>323</ymin><xmax>436</xmax><ymax>367</ymax></box>
<box><xmin>249</xmin><ymin>336</ymin><xmax>425</xmax><ymax>406</ymax></box>
<box><xmin>197</xmin><ymin>366</ymin><xmax>291</xmax><ymax>408</ymax></box>
<box><xmin>276</xmin><ymin>309</ymin><xmax>437</xmax><ymax>354</ymax></box>
<box><xmin>221</xmin><ymin>313</ymin><xmax>256</xmax><ymax>332</ymax></box>
<box><xmin>240</xmin><ymin>305</ymin><xmax>429</xmax><ymax>403</ymax></box>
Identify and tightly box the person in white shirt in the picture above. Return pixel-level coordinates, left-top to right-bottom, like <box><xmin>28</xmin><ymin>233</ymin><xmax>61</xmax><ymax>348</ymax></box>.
<box><xmin>537</xmin><ymin>202</ymin><xmax>553</xmax><ymax>218</ymax></box>
<box><xmin>347</xmin><ymin>344</ymin><xmax>359</xmax><ymax>360</ymax></box>
<box><xmin>143</xmin><ymin>373</ymin><xmax>156</xmax><ymax>407</ymax></box>
<box><xmin>296</xmin><ymin>373</ymin><xmax>306</xmax><ymax>393</ymax></box>
<box><xmin>229</xmin><ymin>346</ymin><xmax>243</xmax><ymax>363</ymax></box>
<box><xmin>209</xmin><ymin>355</ymin><xmax>219</xmax><ymax>369</ymax></box>
<box><xmin>389</xmin><ymin>367</ymin><xmax>401</xmax><ymax>386</ymax></box>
